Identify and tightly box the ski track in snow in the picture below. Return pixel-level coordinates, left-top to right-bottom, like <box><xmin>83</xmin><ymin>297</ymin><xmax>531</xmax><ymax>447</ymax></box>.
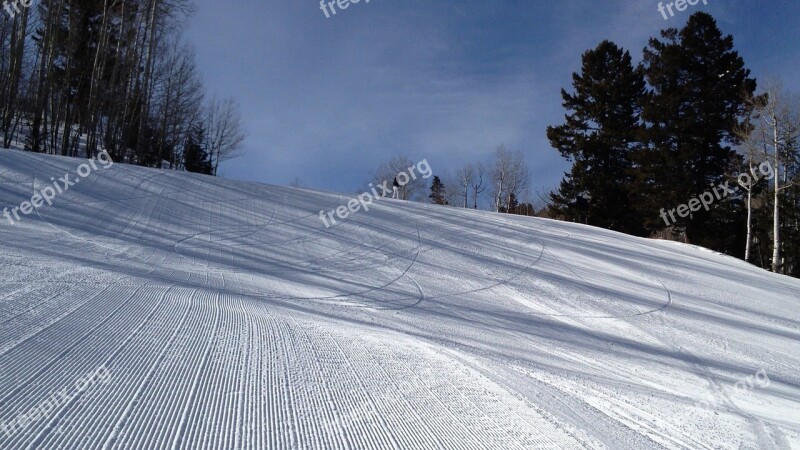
<box><xmin>0</xmin><ymin>151</ymin><xmax>799</xmax><ymax>449</ymax></box>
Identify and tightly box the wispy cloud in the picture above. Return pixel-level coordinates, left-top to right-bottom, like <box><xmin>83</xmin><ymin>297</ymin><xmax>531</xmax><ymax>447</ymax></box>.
<box><xmin>186</xmin><ymin>0</ymin><xmax>798</xmax><ymax>196</ymax></box>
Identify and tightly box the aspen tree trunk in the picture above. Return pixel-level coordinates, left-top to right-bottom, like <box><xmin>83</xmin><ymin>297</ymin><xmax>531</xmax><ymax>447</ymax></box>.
<box><xmin>2</xmin><ymin>7</ymin><xmax>28</xmax><ymax>148</ymax></box>
<box><xmin>745</xmin><ymin>186</ymin><xmax>753</xmax><ymax>262</ymax></box>
<box><xmin>772</xmin><ymin>121</ymin><xmax>781</xmax><ymax>273</ymax></box>
<box><xmin>86</xmin><ymin>0</ymin><xmax>112</xmax><ymax>158</ymax></box>
<box><xmin>137</xmin><ymin>0</ymin><xmax>159</xmax><ymax>162</ymax></box>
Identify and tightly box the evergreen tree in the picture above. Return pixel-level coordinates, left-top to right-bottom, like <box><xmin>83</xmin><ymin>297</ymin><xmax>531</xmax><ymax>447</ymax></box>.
<box><xmin>517</xmin><ymin>203</ymin><xmax>536</xmax><ymax>217</ymax></box>
<box><xmin>429</xmin><ymin>176</ymin><xmax>447</xmax><ymax>205</ymax></box>
<box><xmin>506</xmin><ymin>192</ymin><xmax>519</xmax><ymax>214</ymax></box>
<box><xmin>547</xmin><ymin>40</ymin><xmax>646</xmax><ymax>234</ymax></box>
<box><xmin>639</xmin><ymin>12</ymin><xmax>756</xmax><ymax>249</ymax></box>
<box><xmin>184</xmin><ymin>124</ymin><xmax>213</xmax><ymax>175</ymax></box>
<box><xmin>500</xmin><ymin>192</ymin><xmax>536</xmax><ymax>216</ymax></box>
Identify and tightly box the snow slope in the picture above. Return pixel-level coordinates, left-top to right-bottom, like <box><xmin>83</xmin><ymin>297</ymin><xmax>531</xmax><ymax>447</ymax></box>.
<box><xmin>0</xmin><ymin>150</ymin><xmax>799</xmax><ymax>449</ymax></box>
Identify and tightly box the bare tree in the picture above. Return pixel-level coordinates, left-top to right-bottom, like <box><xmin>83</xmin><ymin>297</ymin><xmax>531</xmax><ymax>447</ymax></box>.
<box><xmin>1</xmin><ymin>5</ymin><xmax>28</xmax><ymax>148</ymax></box>
<box><xmin>491</xmin><ymin>145</ymin><xmax>530</xmax><ymax>212</ymax></box>
<box><xmin>749</xmin><ymin>82</ymin><xmax>800</xmax><ymax>273</ymax></box>
<box><xmin>506</xmin><ymin>150</ymin><xmax>531</xmax><ymax>209</ymax></box>
<box><xmin>206</xmin><ymin>96</ymin><xmax>247</xmax><ymax>175</ymax></box>
<box><xmin>455</xmin><ymin>163</ymin><xmax>474</xmax><ymax>208</ymax></box>
<box><xmin>735</xmin><ymin>129</ymin><xmax>765</xmax><ymax>263</ymax></box>
<box><xmin>154</xmin><ymin>41</ymin><xmax>204</xmax><ymax>168</ymax></box>
<box><xmin>471</xmin><ymin>162</ymin><xmax>487</xmax><ymax>209</ymax></box>
<box><xmin>735</xmin><ymin>94</ymin><xmax>772</xmax><ymax>263</ymax></box>
<box><xmin>371</xmin><ymin>156</ymin><xmax>426</xmax><ymax>200</ymax></box>
<box><xmin>85</xmin><ymin>0</ymin><xmax>113</xmax><ymax>158</ymax></box>
<box><xmin>491</xmin><ymin>145</ymin><xmax>509</xmax><ymax>211</ymax></box>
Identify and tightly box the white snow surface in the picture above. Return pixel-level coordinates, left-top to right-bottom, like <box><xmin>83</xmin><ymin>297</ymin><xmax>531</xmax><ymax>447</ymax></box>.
<box><xmin>0</xmin><ymin>151</ymin><xmax>799</xmax><ymax>449</ymax></box>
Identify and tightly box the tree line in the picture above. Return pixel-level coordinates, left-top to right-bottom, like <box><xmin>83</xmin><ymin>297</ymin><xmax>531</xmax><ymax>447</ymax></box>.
<box><xmin>369</xmin><ymin>146</ymin><xmax>537</xmax><ymax>217</ymax></box>
<box><xmin>546</xmin><ymin>12</ymin><xmax>799</xmax><ymax>277</ymax></box>
<box><xmin>0</xmin><ymin>0</ymin><xmax>245</xmax><ymax>174</ymax></box>
<box><xmin>368</xmin><ymin>13</ymin><xmax>798</xmax><ymax>278</ymax></box>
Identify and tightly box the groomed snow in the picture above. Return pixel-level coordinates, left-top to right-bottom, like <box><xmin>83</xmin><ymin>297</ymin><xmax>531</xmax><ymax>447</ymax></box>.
<box><xmin>0</xmin><ymin>151</ymin><xmax>798</xmax><ymax>449</ymax></box>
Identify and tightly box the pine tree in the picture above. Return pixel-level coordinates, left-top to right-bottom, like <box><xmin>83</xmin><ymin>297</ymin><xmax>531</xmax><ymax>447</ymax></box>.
<box><xmin>547</xmin><ymin>40</ymin><xmax>646</xmax><ymax>234</ymax></box>
<box><xmin>506</xmin><ymin>192</ymin><xmax>519</xmax><ymax>214</ymax></box>
<box><xmin>639</xmin><ymin>12</ymin><xmax>756</xmax><ymax>249</ymax></box>
<box><xmin>429</xmin><ymin>176</ymin><xmax>447</xmax><ymax>205</ymax></box>
<box><xmin>184</xmin><ymin>124</ymin><xmax>214</xmax><ymax>175</ymax></box>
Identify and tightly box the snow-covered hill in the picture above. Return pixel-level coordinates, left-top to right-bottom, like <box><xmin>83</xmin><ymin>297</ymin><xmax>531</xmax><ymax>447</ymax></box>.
<box><xmin>1</xmin><ymin>150</ymin><xmax>798</xmax><ymax>449</ymax></box>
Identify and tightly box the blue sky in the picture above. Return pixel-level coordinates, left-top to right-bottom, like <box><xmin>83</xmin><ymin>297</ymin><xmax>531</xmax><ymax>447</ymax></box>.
<box><xmin>184</xmin><ymin>0</ymin><xmax>800</xmax><ymax>203</ymax></box>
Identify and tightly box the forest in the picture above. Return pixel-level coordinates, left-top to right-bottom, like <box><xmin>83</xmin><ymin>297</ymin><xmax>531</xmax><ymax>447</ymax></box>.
<box><xmin>0</xmin><ymin>0</ymin><xmax>245</xmax><ymax>174</ymax></box>
<box><xmin>545</xmin><ymin>13</ymin><xmax>799</xmax><ymax>277</ymax></box>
